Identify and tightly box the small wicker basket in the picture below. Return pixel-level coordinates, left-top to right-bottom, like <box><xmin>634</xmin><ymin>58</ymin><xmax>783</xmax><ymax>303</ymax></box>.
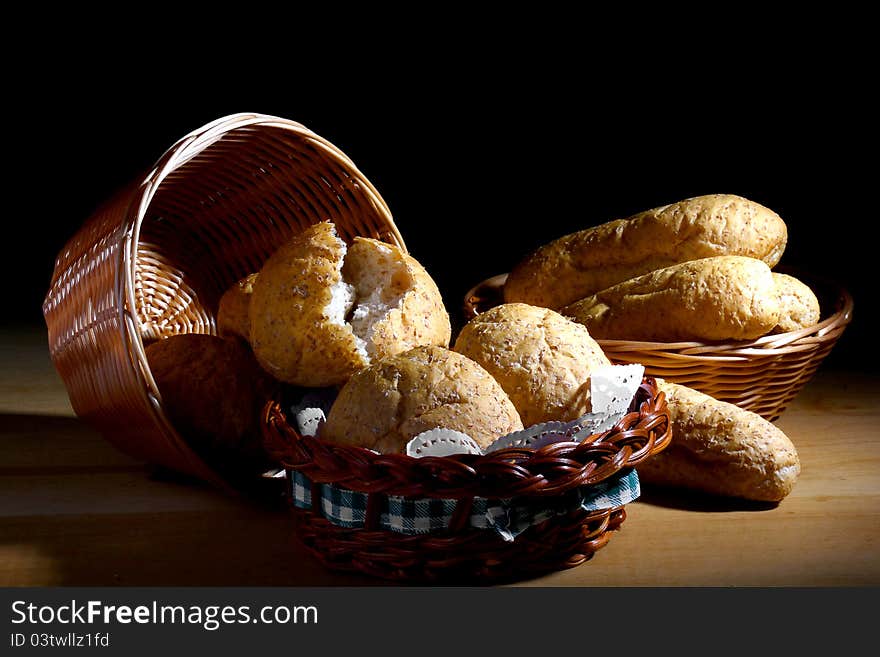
<box><xmin>43</xmin><ymin>113</ymin><xmax>404</xmax><ymax>487</ymax></box>
<box><xmin>464</xmin><ymin>270</ymin><xmax>853</xmax><ymax>422</ymax></box>
<box><xmin>263</xmin><ymin>378</ymin><xmax>671</xmax><ymax>583</ymax></box>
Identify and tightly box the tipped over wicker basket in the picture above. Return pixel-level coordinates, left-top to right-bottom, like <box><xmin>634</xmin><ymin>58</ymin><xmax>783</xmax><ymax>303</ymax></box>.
<box><xmin>43</xmin><ymin>113</ymin><xmax>405</xmax><ymax>487</ymax></box>
<box><xmin>464</xmin><ymin>270</ymin><xmax>852</xmax><ymax>422</ymax></box>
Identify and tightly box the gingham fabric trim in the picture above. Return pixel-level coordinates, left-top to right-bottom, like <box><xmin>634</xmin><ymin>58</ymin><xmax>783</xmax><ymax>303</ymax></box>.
<box><xmin>289</xmin><ymin>469</ymin><xmax>640</xmax><ymax>542</ymax></box>
<box><xmin>485</xmin><ymin>471</ymin><xmax>640</xmax><ymax>542</ymax></box>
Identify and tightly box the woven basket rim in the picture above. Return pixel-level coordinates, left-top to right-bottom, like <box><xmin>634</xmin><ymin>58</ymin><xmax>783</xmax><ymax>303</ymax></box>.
<box><xmin>463</xmin><ymin>269</ymin><xmax>853</xmax><ymax>357</ymax></box>
<box><xmin>262</xmin><ymin>376</ymin><xmax>671</xmax><ymax>500</ymax></box>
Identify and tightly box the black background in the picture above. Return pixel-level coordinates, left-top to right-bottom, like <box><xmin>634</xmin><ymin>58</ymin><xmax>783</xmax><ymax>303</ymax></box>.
<box><xmin>6</xmin><ymin>38</ymin><xmax>874</xmax><ymax>371</ymax></box>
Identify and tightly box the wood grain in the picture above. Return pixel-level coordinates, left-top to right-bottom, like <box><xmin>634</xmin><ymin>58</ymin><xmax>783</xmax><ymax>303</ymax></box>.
<box><xmin>1</xmin><ymin>326</ymin><xmax>878</xmax><ymax>586</ymax></box>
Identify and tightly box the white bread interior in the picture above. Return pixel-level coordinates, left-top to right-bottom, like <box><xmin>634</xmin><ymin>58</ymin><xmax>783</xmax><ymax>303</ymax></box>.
<box><xmin>325</xmin><ymin>248</ymin><xmax>366</xmax><ymax>360</ymax></box>
<box><xmin>322</xmin><ymin>236</ymin><xmax>418</xmax><ymax>365</ymax></box>
<box><xmin>344</xmin><ymin>241</ymin><xmax>410</xmax><ymax>360</ymax></box>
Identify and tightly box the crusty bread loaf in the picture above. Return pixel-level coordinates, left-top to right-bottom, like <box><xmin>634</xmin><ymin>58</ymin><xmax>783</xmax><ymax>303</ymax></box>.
<box><xmin>771</xmin><ymin>272</ymin><xmax>821</xmax><ymax>334</ymax></box>
<box><xmin>217</xmin><ymin>272</ymin><xmax>258</xmax><ymax>341</ymax></box>
<box><xmin>637</xmin><ymin>381</ymin><xmax>800</xmax><ymax>502</ymax></box>
<box><xmin>249</xmin><ymin>222</ymin><xmax>451</xmax><ymax>386</ymax></box>
<box><xmin>453</xmin><ymin>303</ymin><xmax>611</xmax><ymax>426</ymax></box>
<box><xmin>322</xmin><ymin>345</ymin><xmax>523</xmax><ymax>454</ymax></box>
<box><xmin>145</xmin><ymin>334</ymin><xmax>277</xmax><ymax>483</ymax></box>
<box><xmin>562</xmin><ymin>256</ymin><xmax>780</xmax><ymax>342</ymax></box>
<box><xmin>504</xmin><ymin>194</ymin><xmax>788</xmax><ymax>310</ymax></box>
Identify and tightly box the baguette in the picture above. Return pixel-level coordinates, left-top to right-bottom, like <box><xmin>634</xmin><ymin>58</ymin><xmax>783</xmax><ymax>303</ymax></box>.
<box><xmin>637</xmin><ymin>381</ymin><xmax>800</xmax><ymax>502</ymax></box>
<box><xmin>504</xmin><ymin>194</ymin><xmax>788</xmax><ymax>310</ymax></box>
<box><xmin>562</xmin><ymin>256</ymin><xmax>780</xmax><ymax>342</ymax></box>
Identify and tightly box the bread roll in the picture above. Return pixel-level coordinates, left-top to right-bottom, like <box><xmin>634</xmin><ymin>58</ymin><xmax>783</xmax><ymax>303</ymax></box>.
<box><xmin>145</xmin><ymin>334</ymin><xmax>277</xmax><ymax>483</ymax></box>
<box><xmin>771</xmin><ymin>272</ymin><xmax>821</xmax><ymax>333</ymax></box>
<box><xmin>249</xmin><ymin>222</ymin><xmax>451</xmax><ymax>386</ymax></box>
<box><xmin>342</xmin><ymin>236</ymin><xmax>451</xmax><ymax>363</ymax></box>
<box><xmin>562</xmin><ymin>256</ymin><xmax>780</xmax><ymax>342</ymax></box>
<box><xmin>637</xmin><ymin>381</ymin><xmax>800</xmax><ymax>502</ymax></box>
<box><xmin>453</xmin><ymin>303</ymin><xmax>611</xmax><ymax>426</ymax></box>
<box><xmin>217</xmin><ymin>273</ymin><xmax>258</xmax><ymax>340</ymax></box>
<box><xmin>322</xmin><ymin>345</ymin><xmax>523</xmax><ymax>454</ymax></box>
<box><xmin>504</xmin><ymin>194</ymin><xmax>788</xmax><ymax>309</ymax></box>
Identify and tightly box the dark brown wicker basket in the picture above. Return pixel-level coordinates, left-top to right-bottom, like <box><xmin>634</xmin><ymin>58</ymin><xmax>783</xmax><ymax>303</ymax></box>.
<box><xmin>262</xmin><ymin>377</ymin><xmax>671</xmax><ymax>583</ymax></box>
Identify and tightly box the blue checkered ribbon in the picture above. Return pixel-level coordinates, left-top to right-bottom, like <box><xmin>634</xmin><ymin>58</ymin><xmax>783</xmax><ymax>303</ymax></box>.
<box><xmin>288</xmin><ymin>469</ymin><xmax>640</xmax><ymax>542</ymax></box>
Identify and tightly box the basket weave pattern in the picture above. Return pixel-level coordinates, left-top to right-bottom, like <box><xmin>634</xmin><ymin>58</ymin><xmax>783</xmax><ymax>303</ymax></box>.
<box><xmin>464</xmin><ymin>272</ymin><xmax>852</xmax><ymax>422</ymax></box>
<box><xmin>291</xmin><ymin>505</ymin><xmax>627</xmax><ymax>582</ymax></box>
<box><xmin>263</xmin><ymin>379</ymin><xmax>671</xmax><ymax>582</ymax></box>
<box><xmin>43</xmin><ymin>113</ymin><xmax>404</xmax><ymax>486</ymax></box>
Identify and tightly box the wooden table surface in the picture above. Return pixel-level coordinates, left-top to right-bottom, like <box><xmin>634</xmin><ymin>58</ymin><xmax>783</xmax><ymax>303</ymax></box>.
<box><xmin>2</xmin><ymin>325</ymin><xmax>878</xmax><ymax>587</ymax></box>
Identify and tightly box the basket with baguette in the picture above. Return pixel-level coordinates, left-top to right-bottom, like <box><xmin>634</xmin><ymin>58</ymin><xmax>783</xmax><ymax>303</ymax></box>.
<box><xmin>460</xmin><ymin>194</ymin><xmax>857</xmax><ymax>508</ymax></box>
<box><xmin>43</xmin><ymin>113</ymin><xmax>674</xmax><ymax>584</ymax></box>
<box><xmin>464</xmin><ymin>194</ymin><xmax>852</xmax><ymax>423</ymax></box>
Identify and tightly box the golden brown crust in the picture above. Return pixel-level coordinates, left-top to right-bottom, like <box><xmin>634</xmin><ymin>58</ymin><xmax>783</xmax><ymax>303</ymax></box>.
<box><xmin>322</xmin><ymin>346</ymin><xmax>523</xmax><ymax>454</ymax></box>
<box><xmin>145</xmin><ymin>334</ymin><xmax>277</xmax><ymax>481</ymax></box>
<box><xmin>637</xmin><ymin>381</ymin><xmax>800</xmax><ymax>502</ymax></box>
<box><xmin>504</xmin><ymin>194</ymin><xmax>788</xmax><ymax>309</ymax></box>
<box><xmin>217</xmin><ymin>272</ymin><xmax>259</xmax><ymax>341</ymax></box>
<box><xmin>343</xmin><ymin>237</ymin><xmax>451</xmax><ymax>360</ymax></box>
<box><xmin>562</xmin><ymin>256</ymin><xmax>780</xmax><ymax>342</ymax></box>
<box><xmin>771</xmin><ymin>272</ymin><xmax>821</xmax><ymax>333</ymax></box>
<box><xmin>250</xmin><ymin>222</ymin><xmax>369</xmax><ymax>386</ymax></box>
<box><xmin>249</xmin><ymin>223</ymin><xmax>451</xmax><ymax>387</ymax></box>
<box><xmin>453</xmin><ymin>303</ymin><xmax>611</xmax><ymax>426</ymax></box>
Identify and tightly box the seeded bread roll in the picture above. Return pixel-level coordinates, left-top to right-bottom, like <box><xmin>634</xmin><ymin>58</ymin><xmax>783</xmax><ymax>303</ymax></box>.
<box><xmin>249</xmin><ymin>222</ymin><xmax>451</xmax><ymax>386</ymax></box>
<box><xmin>505</xmin><ymin>194</ymin><xmax>788</xmax><ymax>310</ymax></box>
<box><xmin>562</xmin><ymin>256</ymin><xmax>780</xmax><ymax>342</ymax></box>
<box><xmin>145</xmin><ymin>334</ymin><xmax>277</xmax><ymax>484</ymax></box>
<box><xmin>637</xmin><ymin>381</ymin><xmax>800</xmax><ymax>502</ymax></box>
<box><xmin>322</xmin><ymin>345</ymin><xmax>523</xmax><ymax>454</ymax></box>
<box><xmin>453</xmin><ymin>303</ymin><xmax>611</xmax><ymax>426</ymax></box>
<box><xmin>771</xmin><ymin>272</ymin><xmax>821</xmax><ymax>333</ymax></box>
<box><xmin>217</xmin><ymin>273</ymin><xmax>258</xmax><ymax>341</ymax></box>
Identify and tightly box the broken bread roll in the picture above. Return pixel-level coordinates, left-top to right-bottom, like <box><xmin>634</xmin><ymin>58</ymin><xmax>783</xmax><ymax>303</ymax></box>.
<box><xmin>562</xmin><ymin>256</ymin><xmax>780</xmax><ymax>342</ymax></box>
<box><xmin>453</xmin><ymin>302</ymin><xmax>611</xmax><ymax>426</ymax></box>
<box><xmin>249</xmin><ymin>222</ymin><xmax>451</xmax><ymax>386</ymax></box>
<box><xmin>504</xmin><ymin>194</ymin><xmax>788</xmax><ymax>310</ymax></box>
<box><xmin>217</xmin><ymin>272</ymin><xmax>258</xmax><ymax>341</ymax></box>
<box><xmin>771</xmin><ymin>272</ymin><xmax>821</xmax><ymax>334</ymax></box>
<box><xmin>637</xmin><ymin>380</ymin><xmax>800</xmax><ymax>502</ymax></box>
<box><xmin>321</xmin><ymin>345</ymin><xmax>523</xmax><ymax>454</ymax></box>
